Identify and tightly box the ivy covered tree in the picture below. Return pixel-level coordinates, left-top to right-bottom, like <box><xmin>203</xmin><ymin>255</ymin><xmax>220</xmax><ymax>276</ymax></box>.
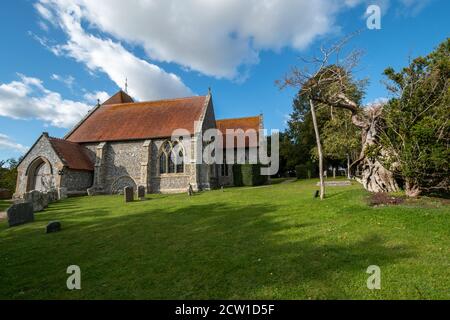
<box><xmin>381</xmin><ymin>38</ymin><xmax>450</xmax><ymax>197</ymax></box>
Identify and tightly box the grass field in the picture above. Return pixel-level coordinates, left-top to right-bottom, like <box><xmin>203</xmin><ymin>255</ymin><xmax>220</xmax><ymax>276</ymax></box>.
<box><xmin>0</xmin><ymin>180</ymin><xmax>448</xmax><ymax>299</ymax></box>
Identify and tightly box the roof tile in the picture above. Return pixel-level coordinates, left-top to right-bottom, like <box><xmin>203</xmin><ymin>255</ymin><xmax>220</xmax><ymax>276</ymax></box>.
<box><xmin>66</xmin><ymin>96</ymin><xmax>208</xmax><ymax>143</ymax></box>
<box><xmin>48</xmin><ymin>137</ymin><xmax>94</xmax><ymax>171</ymax></box>
<box><xmin>216</xmin><ymin>116</ymin><xmax>261</xmax><ymax>148</ymax></box>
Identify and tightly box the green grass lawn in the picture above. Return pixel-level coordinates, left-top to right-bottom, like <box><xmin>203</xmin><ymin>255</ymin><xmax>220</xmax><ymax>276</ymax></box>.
<box><xmin>0</xmin><ymin>180</ymin><xmax>449</xmax><ymax>300</ymax></box>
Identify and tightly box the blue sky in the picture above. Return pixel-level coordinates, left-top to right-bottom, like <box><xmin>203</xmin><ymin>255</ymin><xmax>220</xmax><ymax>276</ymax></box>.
<box><xmin>0</xmin><ymin>0</ymin><xmax>448</xmax><ymax>161</ymax></box>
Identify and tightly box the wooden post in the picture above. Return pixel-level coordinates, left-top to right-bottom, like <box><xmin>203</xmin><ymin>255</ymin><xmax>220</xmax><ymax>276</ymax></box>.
<box><xmin>310</xmin><ymin>100</ymin><xmax>325</xmax><ymax>200</ymax></box>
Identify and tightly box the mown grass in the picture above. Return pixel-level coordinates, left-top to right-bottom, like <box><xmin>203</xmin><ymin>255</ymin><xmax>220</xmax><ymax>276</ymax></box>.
<box><xmin>0</xmin><ymin>180</ymin><xmax>448</xmax><ymax>300</ymax></box>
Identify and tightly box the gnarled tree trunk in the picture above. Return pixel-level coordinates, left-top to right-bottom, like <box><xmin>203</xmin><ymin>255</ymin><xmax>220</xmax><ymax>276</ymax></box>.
<box><xmin>351</xmin><ymin>105</ymin><xmax>399</xmax><ymax>193</ymax></box>
<box><xmin>315</xmin><ymin>94</ymin><xmax>399</xmax><ymax>193</ymax></box>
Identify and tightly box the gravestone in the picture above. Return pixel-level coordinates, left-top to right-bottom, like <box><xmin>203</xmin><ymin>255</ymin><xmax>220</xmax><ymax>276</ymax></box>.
<box><xmin>46</xmin><ymin>221</ymin><xmax>61</xmax><ymax>234</ymax></box>
<box><xmin>137</xmin><ymin>186</ymin><xmax>146</xmax><ymax>201</ymax></box>
<box><xmin>24</xmin><ymin>190</ymin><xmax>48</xmax><ymax>212</ymax></box>
<box><xmin>7</xmin><ymin>202</ymin><xmax>34</xmax><ymax>227</ymax></box>
<box><xmin>187</xmin><ymin>184</ymin><xmax>194</xmax><ymax>196</ymax></box>
<box><xmin>57</xmin><ymin>187</ymin><xmax>68</xmax><ymax>200</ymax></box>
<box><xmin>46</xmin><ymin>189</ymin><xmax>58</xmax><ymax>203</ymax></box>
<box><xmin>124</xmin><ymin>186</ymin><xmax>134</xmax><ymax>202</ymax></box>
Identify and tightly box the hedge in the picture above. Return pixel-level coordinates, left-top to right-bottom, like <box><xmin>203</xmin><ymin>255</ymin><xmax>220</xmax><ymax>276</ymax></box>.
<box><xmin>295</xmin><ymin>163</ymin><xmax>317</xmax><ymax>179</ymax></box>
<box><xmin>233</xmin><ymin>164</ymin><xmax>268</xmax><ymax>186</ymax></box>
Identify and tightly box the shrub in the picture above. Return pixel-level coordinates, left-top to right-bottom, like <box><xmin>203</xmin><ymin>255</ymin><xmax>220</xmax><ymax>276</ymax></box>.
<box><xmin>233</xmin><ymin>164</ymin><xmax>268</xmax><ymax>186</ymax></box>
<box><xmin>295</xmin><ymin>163</ymin><xmax>316</xmax><ymax>179</ymax></box>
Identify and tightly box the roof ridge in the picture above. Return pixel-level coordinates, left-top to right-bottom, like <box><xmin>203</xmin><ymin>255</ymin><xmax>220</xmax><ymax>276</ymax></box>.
<box><xmin>217</xmin><ymin>115</ymin><xmax>261</xmax><ymax>121</ymax></box>
<box><xmin>49</xmin><ymin>136</ymin><xmax>81</xmax><ymax>145</ymax></box>
<box><xmin>103</xmin><ymin>95</ymin><xmax>206</xmax><ymax>108</ymax></box>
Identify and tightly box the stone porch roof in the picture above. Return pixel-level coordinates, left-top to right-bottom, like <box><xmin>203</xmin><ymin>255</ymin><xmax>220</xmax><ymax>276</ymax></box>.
<box><xmin>48</xmin><ymin>137</ymin><xmax>94</xmax><ymax>171</ymax></box>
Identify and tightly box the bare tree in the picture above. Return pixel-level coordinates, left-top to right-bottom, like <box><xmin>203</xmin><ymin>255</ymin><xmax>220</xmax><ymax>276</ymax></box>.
<box><xmin>278</xmin><ymin>34</ymin><xmax>399</xmax><ymax>194</ymax></box>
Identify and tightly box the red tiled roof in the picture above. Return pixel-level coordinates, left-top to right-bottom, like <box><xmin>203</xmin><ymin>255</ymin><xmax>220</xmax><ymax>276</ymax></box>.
<box><xmin>66</xmin><ymin>96</ymin><xmax>208</xmax><ymax>143</ymax></box>
<box><xmin>102</xmin><ymin>90</ymin><xmax>134</xmax><ymax>105</ymax></box>
<box><xmin>48</xmin><ymin>137</ymin><xmax>94</xmax><ymax>171</ymax></box>
<box><xmin>216</xmin><ymin>116</ymin><xmax>261</xmax><ymax>148</ymax></box>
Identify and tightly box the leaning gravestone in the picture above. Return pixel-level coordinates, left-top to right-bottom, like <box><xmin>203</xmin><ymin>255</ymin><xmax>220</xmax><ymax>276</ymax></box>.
<box><xmin>7</xmin><ymin>202</ymin><xmax>34</xmax><ymax>227</ymax></box>
<box><xmin>124</xmin><ymin>186</ymin><xmax>134</xmax><ymax>202</ymax></box>
<box><xmin>24</xmin><ymin>190</ymin><xmax>47</xmax><ymax>212</ymax></box>
<box><xmin>46</xmin><ymin>221</ymin><xmax>61</xmax><ymax>234</ymax></box>
<box><xmin>46</xmin><ymin>189</ymin><xmax>58</xmax><ymax>203</ymax></box>
<box><xmin>137</xmin><ymin>186</ymin><xmax>146</xmax><ymax>201</ymax></box>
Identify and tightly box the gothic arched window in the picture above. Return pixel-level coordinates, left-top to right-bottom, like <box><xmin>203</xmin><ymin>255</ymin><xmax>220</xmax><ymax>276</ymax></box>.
<box><xmin>159</xmin><ymin>152</ymin><xmax>167</xmax><ymax>174</ymax></box>
<box><xmin>159</xmin><ymin>140</ymin><xmax>185</xmax><ymax>175</ymax></box>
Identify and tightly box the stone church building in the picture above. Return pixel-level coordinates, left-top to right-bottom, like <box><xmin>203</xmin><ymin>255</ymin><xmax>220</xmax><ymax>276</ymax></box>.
<box><xmin>14</xmin><ymin>90</ymin><xmax>262</xmax><ymax>197</ymax></box>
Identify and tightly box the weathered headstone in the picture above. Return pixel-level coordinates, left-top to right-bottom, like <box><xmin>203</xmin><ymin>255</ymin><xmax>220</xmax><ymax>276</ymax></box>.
<box><xmin>24</xmin><ymin>190</ymin><xmax>47</xmax><ymax>212</ymax></box>
<box><xmin>187</xmin><ymin>184</ymin><xmax>194</xmax><ymax>196</ymax></box>
<box><xmin>46</xmin><ymin>189</ymin><xmax>58</xmax><ymax>202</ymax></box>
<box><xmin>57</xmin><ymin>187</ymin><xmax>68</xmax><ymax>200</ymax></box>
<box><xmin>46</xmin><ymin>221</ymin><xmax>61</xmax><ymax>234</ymax></box>
<box><xmin>7</xmin><ymin>202</ymin><xmax>34</xmax><ymax>227</ymax></box>
<box><xmin>137</xmin><ymin>186</ymin><xmax>146</xmax><ymax>201</ymax></box>
<box><xmin>124</xmin><ymin>186</ymin><xmax>134</xmax><ymax>202</ymax></box>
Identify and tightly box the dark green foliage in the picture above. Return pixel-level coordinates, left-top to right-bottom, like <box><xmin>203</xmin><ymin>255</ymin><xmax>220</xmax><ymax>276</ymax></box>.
<box><xmin>295</xmin><ymin>163</ymin><xmax>317</xmax><ymax>179</ymax></box>
<box><xmin>0</xmin><ymin>158</ymin><xmax>21</xmax><ymax>194</ymax></box>
<box><xmin>282</xmin><ymin>74</ymin><xmax>364</xmax><ymax>176</ymax></box>
<box><xmin>233</xmin><ymin>164</ymin><xmax>268</xmax><ymax>186</ymax></box>
<box><xmin>381</xmin><ymin>38</ymin><xmax>450</xmax><ymax>193</ymax></box>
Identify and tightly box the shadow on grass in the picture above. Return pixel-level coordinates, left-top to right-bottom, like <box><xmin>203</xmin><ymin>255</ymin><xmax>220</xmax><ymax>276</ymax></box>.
<box><xmin>0</xmin><ymin>197</ymin><xmax>414</xmax><ymax>299</ymax></box>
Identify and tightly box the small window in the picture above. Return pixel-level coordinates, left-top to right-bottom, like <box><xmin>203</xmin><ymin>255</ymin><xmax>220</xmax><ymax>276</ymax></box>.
<box><xmin>159</xmin><ymin>152</ymin><xmax>167</xmax><ymax>174</ymax></box>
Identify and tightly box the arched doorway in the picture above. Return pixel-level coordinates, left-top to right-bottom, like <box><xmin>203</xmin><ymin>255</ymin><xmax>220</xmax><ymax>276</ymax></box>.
<box><xmin>26</xmin><ymin>157</ymin><xmax>54</xmax><ymax>192</ymax></box>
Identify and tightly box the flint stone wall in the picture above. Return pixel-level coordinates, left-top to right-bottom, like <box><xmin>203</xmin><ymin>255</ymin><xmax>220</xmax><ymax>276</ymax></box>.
<box><xmin>60</xmin><ymin>169</ymin><xmax>93</xmax><ymax>193</ymax></box>
<box><xmin>15</xmin><ymin>136</ymin><xmax>63</xmax><ymax>196</ymax></box>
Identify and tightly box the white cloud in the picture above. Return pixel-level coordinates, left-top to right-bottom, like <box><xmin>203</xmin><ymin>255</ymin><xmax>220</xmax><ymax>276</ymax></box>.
<box><xmin>36</xmin><ymin>0</ymin><xmax>193</xmax><ymax>101</ymax></box>
<box><xmin>37</xmin><ymin>0</ymin><xmax>361</xmax><ymax>81</ymax></box>
<box><xmin>0</xmin><ymin>134</ymin><xmax>29</xmax><ymax>153</ymax></box>
<box><xmin>33</xmin><ymin>0</ymin><xmax>434</xmax><ymax>101</ymax></box>
<box><xmin>51</xmin><ymin>74</ymin><xmax>75</xmax><ymax>89</ymax></box>
<box><xmin>83</xmin><ymin>91</ymin><xmax>110</xmax><ymax>104</ymax></box>
<box><xmin>0</xmin><ymin>74</ymin><xmax>94</xmax><ymax>128</ymax></box>
<box><xmin>398</xmin><ymin>0</ymin><xmax>433</xmax><ymax>16</ymax></box>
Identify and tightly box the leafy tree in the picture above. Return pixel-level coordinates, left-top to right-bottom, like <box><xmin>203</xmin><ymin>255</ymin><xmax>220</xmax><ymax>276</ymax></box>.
<box><xmin>381</xmin><ymin>38</ymin><xmax>450</xmax><ymax>196</ymax></box>
<box><xmin>0</xmin><ymin>157</ymin><xmax>21</xmax><ymax>194</ymax></box>
<box><xmin>315</xmin><ymin>108</ymin><xmax>361</xmax><ymax>178</ymax></box>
